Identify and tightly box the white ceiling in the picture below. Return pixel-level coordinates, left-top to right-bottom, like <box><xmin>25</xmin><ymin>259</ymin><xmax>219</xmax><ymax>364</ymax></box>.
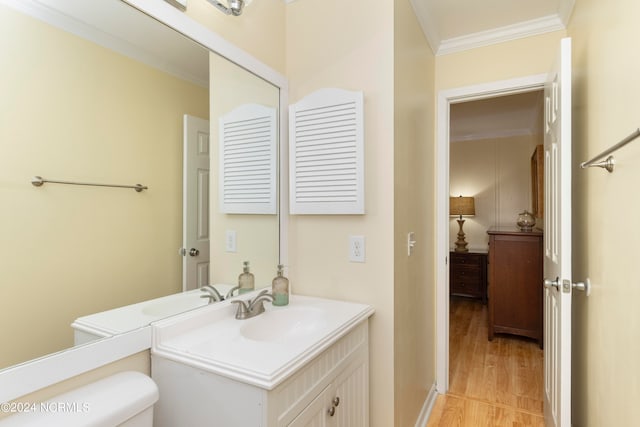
<box><xmin>410</xmin><ymin>0</ymin><xmax>575</xmax><ymax>55</ymax></box>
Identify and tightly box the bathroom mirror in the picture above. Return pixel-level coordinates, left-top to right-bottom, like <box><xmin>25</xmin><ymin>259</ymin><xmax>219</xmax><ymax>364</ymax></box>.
<box><xmin>0</xmin><ymin>0</ymin><xmax>280</xmax><ymax>370</ymax></box>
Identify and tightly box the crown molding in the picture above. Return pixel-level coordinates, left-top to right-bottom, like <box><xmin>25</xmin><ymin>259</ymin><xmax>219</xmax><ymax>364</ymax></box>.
<box><xmin>437</xmin><ymin>14</ymin><xmax>565</xmax><ymax>56</ymax></box>
<box><xmin>407</xmin><ymin>0</ymin><xmax>576</xmax><ymax>57</ymax></box>
<box><xmin>450</xmin><ymin>128</ymin><xmax>538</xmax><ymax>143</ymax></box>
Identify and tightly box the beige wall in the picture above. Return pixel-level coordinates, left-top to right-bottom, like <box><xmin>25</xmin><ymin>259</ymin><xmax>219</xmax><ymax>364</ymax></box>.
<box><xmin>0</xmin><ymin>6</ymin><xmax>208</xmax><ymax>368</ymax></box>
<box><xmin>393</xmin><ymin>1</ymin><xmax>436</xmax><ymax>426</ymax></box>
<box><xmin>184</xmin><ymin>0</ymin><xmax>286</xmax><ymax>74</ymax></box>
<box><xmin>435</xmin><ymin>31</ymin><xmax>566</xmax><ymax>91</ymax></box>
<box><xmin>286</xmin><ymin>0</ymin><xmax>396</xmax><ymax>425</ymax></box>
<box><xmin>209</xmin><ymin>52</ymin><xmax>280</xmax><ymax>288</ymax></box>
<box><xmin>450</xmin><ymin>135</ymin><xmax>540</xmax><ymax>251</ymax></box>
<box><xmin>568</xmin><ymin>0</ymin><xmax>640</xmax><ymax>424</ymax></box>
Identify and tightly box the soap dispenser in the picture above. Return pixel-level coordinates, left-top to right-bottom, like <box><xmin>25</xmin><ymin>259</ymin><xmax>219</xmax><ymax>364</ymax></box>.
<box><xmin>238</xmin><ymin>261</ymin><xmax>255</xmax><ymax>295</ymax></box>
<box><xmin>271</xmin><ymin>264</ymin><xmax>289</xmax><ymax>306</ymax></box>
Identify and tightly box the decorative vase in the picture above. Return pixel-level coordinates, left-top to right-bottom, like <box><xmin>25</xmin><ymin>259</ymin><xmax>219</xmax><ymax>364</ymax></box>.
<box><xmin>517</xmin><ymin>210</ymin><xmax>536</xmax><ymax>232</ymax></box>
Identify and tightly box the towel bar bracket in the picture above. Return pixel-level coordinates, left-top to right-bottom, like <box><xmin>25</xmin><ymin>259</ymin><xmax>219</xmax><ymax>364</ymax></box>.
<box><xmin>580</xmin><ymin>155</ymin><xmax>615</xmax><ymax>173</ymax></box>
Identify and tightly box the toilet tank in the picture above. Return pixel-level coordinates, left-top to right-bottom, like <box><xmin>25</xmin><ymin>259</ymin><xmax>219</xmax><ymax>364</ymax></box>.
<box><xmin>0</xmin><ymin>371</ymin><xmax>158</xmax><ymax>427</ymax></box>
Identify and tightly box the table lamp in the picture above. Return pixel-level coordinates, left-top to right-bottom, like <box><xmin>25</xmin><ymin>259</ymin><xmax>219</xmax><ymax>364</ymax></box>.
<box><xmin>450</xmin><ymin>195</ymin><xmax>475</xmax><ymax>253</ymax></box>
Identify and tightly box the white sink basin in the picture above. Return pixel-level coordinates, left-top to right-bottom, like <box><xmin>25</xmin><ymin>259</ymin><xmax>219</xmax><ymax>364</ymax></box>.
<box><xmin>152</xmin><ymin>294</ymin><xmax>374</xmax><ymax>389</ymax></box>
<box><xmin>239</xmin><ymin>306</ymin><xmax>328</xmax><ymax>343</ymax></box>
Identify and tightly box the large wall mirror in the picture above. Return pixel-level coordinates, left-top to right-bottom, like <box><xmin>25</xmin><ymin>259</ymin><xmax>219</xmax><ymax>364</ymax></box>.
<box><xmin>0</xmin><ymin>0</ymin><xmax>281</xmax><ymax>370</ymax></box>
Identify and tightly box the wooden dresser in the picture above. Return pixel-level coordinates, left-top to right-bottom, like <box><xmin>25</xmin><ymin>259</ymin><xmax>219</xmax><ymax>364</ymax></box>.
<box><xmin>487</xmin><ymin>228</ymin><xmax>543</xmax><ymax>346</ymax></box>
<box><xmin>449</xmin><ymin>251</ymin><xmax>488</xmax><ymax>304</ymax></box>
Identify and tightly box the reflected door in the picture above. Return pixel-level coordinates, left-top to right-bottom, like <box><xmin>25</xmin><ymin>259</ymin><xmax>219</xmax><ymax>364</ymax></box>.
<box><xmin>182</xmin><ymin>115</ymin><xmax>211</xmax><ymax>291</ymax></box>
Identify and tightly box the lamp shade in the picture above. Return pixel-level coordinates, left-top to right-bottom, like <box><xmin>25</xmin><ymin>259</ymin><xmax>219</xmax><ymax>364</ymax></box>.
<box><xmin>450</xmin><ymin>196</ymin><xmax>475</xmax><ymax>217</ymax></box>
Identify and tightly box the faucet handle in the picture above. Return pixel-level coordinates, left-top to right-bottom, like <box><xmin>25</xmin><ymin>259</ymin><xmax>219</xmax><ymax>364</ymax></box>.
<box><xmin>255</xmin><ymin>289</ymin><xmax>272</xmax><ymax>299</ymax></box>
<box><xmin>231</xmin><ymin>300</ymin><xmax>250</xmax><ymax>319</ymax></box>
<box><xmin>225</xmin><ymin>285</ymin><xmax>240</xmax><ymax>299</ymax></box>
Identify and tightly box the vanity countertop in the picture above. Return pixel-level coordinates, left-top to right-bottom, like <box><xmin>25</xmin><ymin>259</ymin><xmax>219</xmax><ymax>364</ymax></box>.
<box><xmin>72</xmin><ymin>284</ymin><xmax>234</xmax><ymax>337</ymax></box>
<box><xmin>151</xmin><ymin>293</ymin><xmax>375</xmax><ymax>390</ymax></box>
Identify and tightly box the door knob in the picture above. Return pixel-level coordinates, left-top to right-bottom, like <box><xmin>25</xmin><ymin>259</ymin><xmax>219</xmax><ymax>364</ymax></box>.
<box><xmin>543</xmin><ymin>277</ymin><xmax>560</xmax><ymax>290</ymax></box>
<box><xmin>189</xmin><ymin>248</ymin><xmax>200</xmax><ymax>257</ymax></box>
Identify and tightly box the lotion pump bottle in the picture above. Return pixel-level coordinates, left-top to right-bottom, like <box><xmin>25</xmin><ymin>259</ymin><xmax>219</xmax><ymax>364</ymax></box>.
<box><xmin>271</xmin><ymin>264</ymin><xmax>289</xmax><ymax>306</ymax></box>
<box><xmin>238</xmin><ymin>261</ymin><xmax>255</xmax><ymax>295</ymax></box>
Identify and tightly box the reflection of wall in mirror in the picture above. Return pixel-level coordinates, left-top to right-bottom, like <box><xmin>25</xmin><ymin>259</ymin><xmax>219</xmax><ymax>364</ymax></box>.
<box><xmin>0</xmin><ymin>5</ymin><xmax>208</xmax><ymax>369</ymax></box>
<box><xmin>210</xmin><ymin>53</ymin><xmax>280</xmax><ymax>289</ymax></box>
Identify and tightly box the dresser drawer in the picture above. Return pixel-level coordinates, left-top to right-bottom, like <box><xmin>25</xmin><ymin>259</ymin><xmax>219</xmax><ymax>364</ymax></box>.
<box><xmin>453</xmin><ymin>264</ymin><xmax>481</xmax><ymax>277</ymax></box>
<box><xmin>450</xmin><ymin>253</ymin><xmax>484</xmax><ymax>267</ymax></box>
<box><xmin>451</xmin><ymin>279</ymin><xmax>481</xmax><ymax>296</ymax></box>
<box><xmin>449</xmin><ymin>252</ymin><xmax>488</xmax><ymax>303</ymax></box>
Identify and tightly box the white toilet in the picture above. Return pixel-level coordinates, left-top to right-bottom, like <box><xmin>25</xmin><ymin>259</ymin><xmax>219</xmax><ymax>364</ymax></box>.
<box><xmin>0</xmin><ymin>371</ymin><xmax>158</xmax><ymax>427</ymax></box>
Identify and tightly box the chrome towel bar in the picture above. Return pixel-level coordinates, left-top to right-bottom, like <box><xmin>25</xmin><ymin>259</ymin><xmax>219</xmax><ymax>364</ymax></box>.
<box><xmin>580</xmin><ymin>128</ymin><xmax>640</xmax><ymax>173</ymax></box>
<box><xmin>31</xmin><ymin>176</ymin><xmax>148</xmax><ymax>192</ymax></box>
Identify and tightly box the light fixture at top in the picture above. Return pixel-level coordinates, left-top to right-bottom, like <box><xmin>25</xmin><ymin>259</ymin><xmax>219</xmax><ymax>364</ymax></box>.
<box><xmin>208</xmin><ymin>0</ymin><xmax>252</xmax><ymax>16</ymax></box>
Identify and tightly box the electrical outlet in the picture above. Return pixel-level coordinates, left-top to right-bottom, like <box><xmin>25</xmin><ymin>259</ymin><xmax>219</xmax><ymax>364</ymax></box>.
<box><xmin>349</xmin><ymin>235</ymin><xmax>365</xmax><ymax>263</ymax></box>
<box><xmin>226</xmin><ymin>230</ymin><xmax>237</xmax><ymax>253</ymax></box>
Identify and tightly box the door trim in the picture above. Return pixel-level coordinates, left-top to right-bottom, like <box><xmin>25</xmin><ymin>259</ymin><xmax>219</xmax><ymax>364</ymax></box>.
<box><xmin>435</xmin><ymin>73</ymin><xmax>547</xmax><ymax>392</ymax></box>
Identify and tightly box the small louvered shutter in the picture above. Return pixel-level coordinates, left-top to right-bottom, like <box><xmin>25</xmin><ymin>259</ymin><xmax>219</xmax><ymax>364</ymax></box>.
<box><xmin>289</xmin><ymin>88</ymin><xmax>364</xmax><ymax>214</ymax></box>
<box><xmin>219</xmin><ymin>104</ymin><xmax>277</xmax><ymax>214</ymax></box>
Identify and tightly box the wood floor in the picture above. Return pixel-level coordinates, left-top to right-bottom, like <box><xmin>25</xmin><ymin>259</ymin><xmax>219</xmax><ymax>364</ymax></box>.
<box><xmin>427</xmin><ymin>297</ymin><xmax>544</xmax><ymax>426</ymax></box>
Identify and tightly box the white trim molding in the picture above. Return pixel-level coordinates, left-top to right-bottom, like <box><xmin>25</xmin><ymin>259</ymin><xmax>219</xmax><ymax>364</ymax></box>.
<box><xmin>436</xmin><ymin>74</ymin><xmax>547</xmax><ymax>393</ymax></box>
<box><xmin>437</xmin><ymin>14</ymin><xmax>565</xmax><ymax>56</ymax></box>
<box><xmin>414</xmin><ymin>383</ymin><xmax>439</xmax><ymax>427</ymax></box>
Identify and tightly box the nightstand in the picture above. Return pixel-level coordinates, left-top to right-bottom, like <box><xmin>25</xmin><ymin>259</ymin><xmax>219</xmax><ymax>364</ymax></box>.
<box><xmin>449</xmin><ymin>251</ymin><xmax>488</xmax><ymax>304</ymax></box>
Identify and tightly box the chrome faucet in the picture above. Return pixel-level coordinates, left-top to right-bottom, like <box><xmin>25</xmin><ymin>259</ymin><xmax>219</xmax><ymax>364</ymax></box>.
<box><xmin>200</xmin><ymin>285</ymin><xmax>224</xmax><ymax>304</ymax></box>
<box><xmin>231</xmin><ymin>289</ymin><xmax>274</xmax><ymax>320</ymax></box>
<box><xmin>225</xmin><ymin>285</ymin><xmax>240</xmax><ymax>299</ymax></box>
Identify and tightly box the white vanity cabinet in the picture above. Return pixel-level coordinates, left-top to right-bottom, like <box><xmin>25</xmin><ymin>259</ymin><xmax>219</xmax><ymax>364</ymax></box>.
<box><xmin>152</xmin><ymin>321</ymin><xmax>370</xmax><ymax>427</ymax></box>
<box><xmin>288</xmin><ymin>349</ymin><xmax>368</xmax><ymax>427</ymax></box>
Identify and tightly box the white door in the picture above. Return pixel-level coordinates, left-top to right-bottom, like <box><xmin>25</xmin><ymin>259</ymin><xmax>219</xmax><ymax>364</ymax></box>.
<box><xmin>182</xmin><ymin>115</ymin><xmax>211</xmax><ymax>291</ymax></box>
<box><xmin>543</xmin><ymin>37</ymin><xmax>572</xmax><ymax>427</ymax></box>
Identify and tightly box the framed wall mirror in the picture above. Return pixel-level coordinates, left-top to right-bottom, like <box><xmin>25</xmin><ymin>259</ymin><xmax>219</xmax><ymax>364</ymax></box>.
<box><xmin>0</xmin><ymin>0</ymin><xmax>285</xmax><ymax>371</ymax></box>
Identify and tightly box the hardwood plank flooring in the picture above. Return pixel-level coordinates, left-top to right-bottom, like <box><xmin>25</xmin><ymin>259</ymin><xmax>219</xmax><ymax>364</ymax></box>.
<box><xmin>428</xmin><ymin>298</ymin><xmax>544</xmax><ymax>426</ymax></box>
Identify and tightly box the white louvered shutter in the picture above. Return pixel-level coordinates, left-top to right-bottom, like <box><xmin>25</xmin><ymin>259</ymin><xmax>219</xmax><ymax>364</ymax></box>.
<box><xmin>219</xmin><ymin>104</ymin><xmax>277</xmax><ymax>214</ymax></box>
<box><xmin>289</xmin><ymin>88</ymin><xmax>364</xmax><ymax>214</ymax></box>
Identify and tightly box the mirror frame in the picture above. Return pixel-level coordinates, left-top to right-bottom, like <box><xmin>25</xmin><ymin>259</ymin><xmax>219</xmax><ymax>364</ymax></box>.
<box><xmin>0</xmin><ymin>0</ymin><xmax>288</xmax><ymax>402</ymax></box>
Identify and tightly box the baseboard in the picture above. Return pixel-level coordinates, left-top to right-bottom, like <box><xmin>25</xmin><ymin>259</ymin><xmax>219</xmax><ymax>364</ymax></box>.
<box><xmin>415</xmin><ymin>383</ymin><xmax>439</xmax><ymax>427</ymax></box>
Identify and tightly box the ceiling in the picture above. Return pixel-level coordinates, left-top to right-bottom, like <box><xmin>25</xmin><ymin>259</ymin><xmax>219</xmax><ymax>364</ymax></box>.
<box><xmin>450</xmin><ymin>91</ymin><xmax>544</xmax><ymax>143</ymax></box>
<box><xmin>19</xmin><ymin>0</ymin><xmax>564</xmax><ymax>143</ymax></box>
<box><xmin>16</xmin><ymin>0</ymin><xmax>210</xmax><ymax>87</ymax></box>
<box><xmin>410</xmin><ymin>0</ymin><xmax>575</xmax><ymax>55</ymax></box>
<box><xmin>407</xmin><ymin>0</ymin><xmax>572</xmax><ymax>143</ymax></box>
